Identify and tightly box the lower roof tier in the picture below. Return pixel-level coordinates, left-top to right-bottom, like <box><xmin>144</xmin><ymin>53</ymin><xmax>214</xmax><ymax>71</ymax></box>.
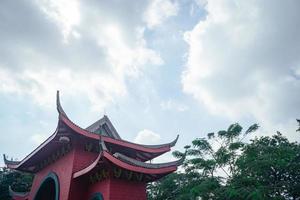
<box><xmin>73</xmin><ymin>149</ymin><xmax>183</xmax><ymax>182</ymax></box>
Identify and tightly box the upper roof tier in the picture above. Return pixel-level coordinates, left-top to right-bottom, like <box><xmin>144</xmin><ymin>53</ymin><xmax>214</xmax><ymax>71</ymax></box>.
<box><xmin>56</xmin><ymin>91</ymin><xmax>179</xmax><ymax>156</ymax></box>
<box><xmin>4</xmin><ymin>91</ymin><xmax>180</xmax><ymax>172</ymax></box>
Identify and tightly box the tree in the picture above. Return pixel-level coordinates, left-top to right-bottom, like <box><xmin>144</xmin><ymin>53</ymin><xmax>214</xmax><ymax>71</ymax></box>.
<box><xmin>227</xmin><ymin>132</ymin><xmax>300</xmax><ymax>200</ymax></box>
<box><xmin>148</xmin><ymin>123</ymin><xmax>259</xmax><ymax>200</ymax></box>
<box><xmin>179</xmin><ymin>123</ymin><xmax>258</xmax><ymax>199</ymax></box>
<box><xmin>147</xmin><ymin>172</ymin><xmax>203</xmax><ymax>200</ymax></box>
<box><xmin>0</xmin><ymin>167</ymin><xmax>33</xmax><ymax>200</ymax></box>
<box><xmin>148</xmin><ymin>120</ymin><xmax>300</xmax><ymax>200</ymax></box>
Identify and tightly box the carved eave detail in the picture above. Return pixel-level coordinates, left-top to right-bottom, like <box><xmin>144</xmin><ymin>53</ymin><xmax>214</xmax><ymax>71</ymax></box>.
<box><xmin>3</xmin><ymin>154</ymin><xmax>20</xmax><ymax>168</ymax></box>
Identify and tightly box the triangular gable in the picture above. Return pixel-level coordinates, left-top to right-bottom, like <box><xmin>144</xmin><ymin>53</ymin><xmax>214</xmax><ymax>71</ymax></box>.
<box><xmin>85</xmin><ymin>115</ymin><xmax>121</xmax><ymax>140</ymax></box>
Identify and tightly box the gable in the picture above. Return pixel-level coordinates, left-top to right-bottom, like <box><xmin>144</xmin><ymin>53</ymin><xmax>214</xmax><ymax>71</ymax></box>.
<box><xmin>85</xmin><ymin>115</ymin><xmax>121</xmax><ymax>140</ymax></box>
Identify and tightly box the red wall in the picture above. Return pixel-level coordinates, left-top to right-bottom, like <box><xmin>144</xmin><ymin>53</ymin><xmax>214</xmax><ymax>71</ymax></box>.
<box><xmin>25</xmin><ymin>138</ymin><xmax>99</xmax><ymax>200</ymax></box>
<box><xmin>27</xmin><ymin>148</ymin><xmax>75</xmax><ymax>200</ymax></box>
<box><xmin>16</xmin><ymin>139</ymin><xmax>148</xmax><ymax>200</ymax></box>
<box><xmin>108</xmin><ymin>178</ymin><xmax>147</xmax><ymax>200</ymax></box>
<box><xmin>85</xmin><ymin>178</ymin><xmax>147</xmax><ymax>200</ymax></box>
<box><xmin>86</xmin><ymin>179</ymin><xmax>111</xmax><ymax>199</ymax></box>
<box><xmin>68</xmin><ymin>178</ymin><xmax>88</xmax><ymax>200</ymax></box>
<box><xmin>72</xmin><ymin>138</ymin><xmax>98</xmax><ymax>173</ymax></box>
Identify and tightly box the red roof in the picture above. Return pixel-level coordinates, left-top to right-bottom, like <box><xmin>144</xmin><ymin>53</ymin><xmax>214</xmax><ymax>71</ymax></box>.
<box><xmin>4</xmin><ymin>91</ymin><xmax>182</xmax><ymax>175</ymax></box>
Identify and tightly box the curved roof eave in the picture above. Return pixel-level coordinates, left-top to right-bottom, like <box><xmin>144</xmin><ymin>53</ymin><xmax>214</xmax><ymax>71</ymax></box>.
<box><xmin>57</xmin><ymin>91</ymin><xmax>178</xmax><ymax>153</ymax></box>
<box><xmin>103</xmin><ymin>151</ymin><xmax>177</xmax><ymax>174</ymax></box>
<box><xmin>73</xmin><ymin>153</ymin><xmax>102</xmax><ymax>178</ymax></box>
<box><xmin>113</xmin><ymin>152</ymin><xmax>184</xmax><ymax>169</ymax></box>
<box><xmin>3</xmin><ymin>127</ymin><xmax>59</xmax><ymax>171</ymax></box>
<box><xmin>4</xmin><ymin>91</ymin><xmax>179</xmax><ymax>171</ymax></box>
<box><xmin>3</xmin><ymin>91</ymin><xmax>78</xmax><ymax>170</ymax></box>
<box><xmin>73</xmin><ymin>150</ymin><xmax>178</xmax><ymax>179</ymax></box>
<box><xmin>137</xmin><ymin>134</ymin><xmax>179</xmax><ymax>148</ymax></box>
<box><xmin>62</xmin><ymin>114</ymin><xmax>176</xmax><ymax>154</ymax></box>
<box><xmin>3</xmin><ymin>154</ymin><xmax>20</xmax><ymax>168</ymax></box>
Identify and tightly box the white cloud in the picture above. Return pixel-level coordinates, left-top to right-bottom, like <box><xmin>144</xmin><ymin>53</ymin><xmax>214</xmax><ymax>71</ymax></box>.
<box><xmin>37</xmin><ymin>0</ymin><xmax>80</xmax><ymax>43</ymax></box>
<box><xmin>94</xmin><ymin>25</ymin><xmax>163</xmax><ymax>78</ymax></box>
<box><xmin>30</xmin><ymin>133</ymin><xmax>48</xmax><ymax>145</ymax></box>
<box><xmin>182</xmin><ymin>0</ymin><xmax>300</xmax><ymax>138</ymax></box>
<box><xmin>0</xmin><ymin>66</ymin><xmax>128</xmax><ymax>110</ymax></box>
<box><xmin>144</xmin><ymin>0</ymin><xmax>179</xmax><ymax>29</ymax></box>
<box><xmin>0</xmin><ymin>1</ymin><xmax>163</xmax><ymax>112</ymax></box>
<box><xmin>160</xmin><ymin>99</ymin><xmax>189</xmax><ymax>112</ymax></box>
<box><xmin>134</xmin><ymin>129</ymin><xmax>161</xmax><ymax>144</ymax></box>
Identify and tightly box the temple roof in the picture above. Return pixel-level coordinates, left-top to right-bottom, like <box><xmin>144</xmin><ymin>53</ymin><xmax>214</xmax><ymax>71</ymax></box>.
<box><xmin>72</xmin><ymin>138</ymin><xmax>183</xmax><ymax>181</ymax></box>
<box><xmin>85</xmin><ymin>115</ymin><xmax>121</xmax><ymax>140</ymax></box>
<box><xmin>100</xmin><ymin>138</ymin><xmax>183</xmax><ymax>170</ymax></box>
<box><xmin>4</xmin><ymin>91</ymin><xmax>180</xmax><ymax>173</ymax></box>
<box><xmin>56</xmin><ymin>91</ymin><xmax>121</xmax><ymax>140</ymax></box>
<box><xmin>113</xmin><ymin>152</ymin><xmax>184</xmax><ymax>169</ymax></box>
<box><xmin>3</xmin><ymin>154</ymin><xmax>21</xmax><ymax>168</ymax></box>
<box><xmin>56</xmin><ymin>91</ymin><xmax>179</xmax><ymax>158</ymax></box>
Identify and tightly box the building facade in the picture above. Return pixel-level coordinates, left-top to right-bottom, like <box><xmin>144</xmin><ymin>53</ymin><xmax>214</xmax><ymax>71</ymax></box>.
<box><xmin>4</xmin><ymin>91</ymin><xmax>182</xmax><ymax>200</ymax></box>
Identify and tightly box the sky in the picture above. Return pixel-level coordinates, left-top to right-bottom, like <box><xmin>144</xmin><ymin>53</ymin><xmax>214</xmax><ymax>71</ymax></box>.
<box><xmin>0</xmin><ymin>0</ymin><xmax>300</xmax><ymax>166</ymax></box>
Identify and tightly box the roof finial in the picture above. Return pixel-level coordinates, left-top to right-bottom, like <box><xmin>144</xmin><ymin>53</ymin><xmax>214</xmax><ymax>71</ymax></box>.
<box><xmin>56</xmin><ymin>90</ymin><xmax>67</xmax><ymax>117</ymax></box>
<box><xmin>56</xmin><ymin>90</ymin><xmax>60</xmax><ymax>112</ymax></box>
<box><xmin>170</xmin><ymin>134</ymin><xmax>179</xmax><ymax>147</ymax></box>
<box><xmin>3</xmin><ymin>154</ymin><xmax>7</xmax><ymax>162</ymax></box>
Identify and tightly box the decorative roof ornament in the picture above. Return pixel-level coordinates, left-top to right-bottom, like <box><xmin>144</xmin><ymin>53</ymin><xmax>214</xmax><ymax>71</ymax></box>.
<box><xmin>56</xmin><ymin>90</ymin><xmax>68</xmax><ymax>118</ymax></box>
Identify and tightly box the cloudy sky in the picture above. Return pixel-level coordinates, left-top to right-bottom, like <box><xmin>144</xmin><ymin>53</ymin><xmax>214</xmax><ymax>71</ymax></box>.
<box><xmin>1</xmin><ymin>0</ymin><xmax>299</xmax><ymax>166</ymax></box>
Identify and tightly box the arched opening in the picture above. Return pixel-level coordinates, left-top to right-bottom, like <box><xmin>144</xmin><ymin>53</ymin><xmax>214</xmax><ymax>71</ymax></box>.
<box><xmin>33</xmin><ymin>173</ymin><xmax>59</xmax><ymax>200</ymax></box>
<box><xmin>90</xmin><ymin>192</ymin><xmax>104</xmax><ymax>200</ymax></box>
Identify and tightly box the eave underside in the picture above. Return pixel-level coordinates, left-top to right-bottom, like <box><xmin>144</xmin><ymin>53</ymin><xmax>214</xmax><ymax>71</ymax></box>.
<box><xmin>73</xmin><ymin>149</ymin><xmax>181</xmax><ymax>182</ymax></box>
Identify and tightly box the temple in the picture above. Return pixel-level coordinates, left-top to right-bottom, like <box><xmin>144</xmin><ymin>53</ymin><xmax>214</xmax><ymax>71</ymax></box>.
<box><xmin>3</xmin><ymin>91</ymin><xmax>183</xmax><ymax>200</ymax></box>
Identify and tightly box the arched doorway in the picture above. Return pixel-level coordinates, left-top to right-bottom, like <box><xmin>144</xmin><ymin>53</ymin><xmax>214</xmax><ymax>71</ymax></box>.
<box><xmin>90</xmin><ymin>192</ymin><xmax>104</xmax><ymax>200</ymax></box>
<box><xmin>33</xmin><ymin>172</ymin><xmax>59</xmax><ymax>200</ymax></box>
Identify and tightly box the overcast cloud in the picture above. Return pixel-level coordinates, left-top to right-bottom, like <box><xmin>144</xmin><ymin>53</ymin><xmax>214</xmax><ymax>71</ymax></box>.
<box><xmin>0</xmin><ymin>0</ymin><xmax>163</xmax><ymax>110</ymax></box>
<box><xmin>0</xmin><ymin>0</ymin><xmax>299</xmax><ymax>165</ymax></box>
<box><xmin>183</xmin><ymin>0</ymin><xmax>300</xmax><ymax>137</ymax></box>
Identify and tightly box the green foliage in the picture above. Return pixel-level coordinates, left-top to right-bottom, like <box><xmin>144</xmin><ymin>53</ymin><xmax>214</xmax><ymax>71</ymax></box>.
<box><xmin>245</xmin><ymin>124</ymin><xmax>259</xmax><ymax>135</ymax></box>
<box><xmin>228</xmin><ymin>142</ymin><xmax>244</xmax><ymax>150</ymax></box>
<box><xmin>147</xmin><ymin>120</ymin><xmax>300</xmax><ymax>200</ymax></box>
<box><xmin>231</xmin><ymin>132</ymin><xmax>300</xmax><ymax>199</ymax></box>
<box><xmin>147</xmin><ymin>172</ymin><xmax>203</xmax><ymax>200</ymax></box>
<box><xmin>0</xmin><ymin>167</ymin><xmax>33</xmax><ymax>200</ymax></box>
<box><xmin>192</xmin><ymin>138</ymin><xmax>212</xmax><ymax>153</ymax></box>
<box><xmin>172</xmin><ymin>150</ymin><xmax>186</xmax><ymax>159</ymax></box>
<box><xmin>191</xmin><ymin>177</ymin><xmax>221</xmax><ymax>199</ymax></box>
<box><xmin>226</xmin><ymin>123</ymin><xmax>243</xmax><ymax>141</ymax></box>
